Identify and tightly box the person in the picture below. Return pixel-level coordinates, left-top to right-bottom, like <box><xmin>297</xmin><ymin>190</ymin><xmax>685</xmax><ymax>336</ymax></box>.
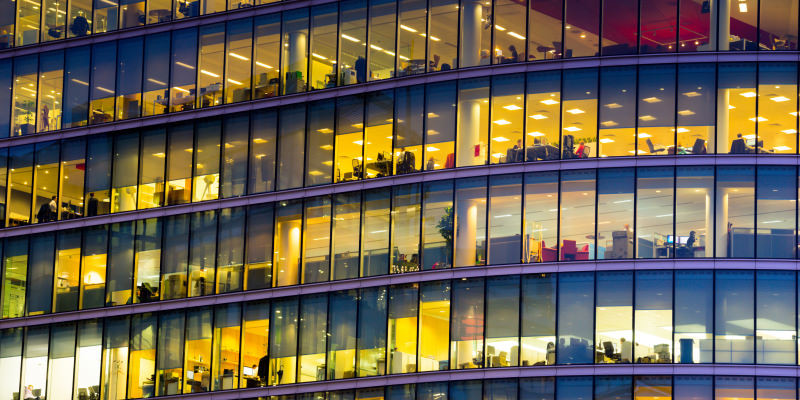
<box><xmin>36</xmin><ymin>201</ymin><xmax>51</xmax><ymax>223</ymax></box>
<box><xmin>686</xmin><ymin>230</ymin><xmax>697</xmax><ymax>249</ymax></box>
<box><xmin>23</xmin><ymin>385</ymin><xmax>35</xmax><ymax>400</ymax></box>
<box><xmin>426</xmin><ymin>156</ymin><xmax>435</xmax><ymax>171</ymax></box>
<box><xmin>87</xmin><ymin>192</ymin><xmax>99</xmax><ymax>217</ymax></box>
<box><xmin>49</xmin><ymin>196</ymin><xmax>57</xmax><ymax>219</ymax></box>
<box><xmin>730</xmin><ymin>133</ymin><xmax>747</xmax><ymax>154</ymax></box>
<box><xmin>575</xmin><ymin>141</ymin><xmax>586</xmax><ymax>158</ymax></box>
<box><xmin>257</xmin><ymin>354</ymin><xmax>269</xmax><ymax>386</ymax></box>
<box><xmin>508</xmin><ymin>45</ymin><xmax>519</xmax><ymax>62</ymax></box>
<box><xmin>40</xmin><ymin>104</ymin><xmax>49</xmax><ymax>131</ymax></box>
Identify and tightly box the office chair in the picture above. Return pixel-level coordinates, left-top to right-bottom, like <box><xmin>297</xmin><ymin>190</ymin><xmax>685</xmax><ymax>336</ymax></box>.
<box><xmin>603</xmin><ymin>341</ymin><xmax>615</xmax><ymax>358</ymax></box>
<box><xmin>352</xmin><ymin>158</ymin><xmax>362</xmax><ymax>179</ymax></box>
<box><xmin>730</xmin><ymin>138</ymin><xmax>747</xmax><ymax>154</ymax></box>
<box><xmin>691</xmin><ymin>138</ymin><xmax>707</xmax><ymax>154</ymax></box>
<box><xmin>562</xmin><ymin>135</ymin><xmax>575</xmax><ymax>159</ymax></box>
<box><xmin>646</xmin><ymin>138</ymin><xmax>666</xmax><ymax>154</ymax></box>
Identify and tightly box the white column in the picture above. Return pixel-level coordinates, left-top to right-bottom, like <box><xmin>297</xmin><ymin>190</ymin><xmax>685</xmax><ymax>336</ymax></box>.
<box><xmin>710</xmin><ymin>0</ymin><xmax>731</xmax><ymax>50</ymax></box>
<box><xmin>277</xmin><ymin>222</ymin><xmax>301</xmax><ymax>286</ymax></box>
<box><xmin>457</xmin><ymin>99</ymin><xmax>482</xmax><ymax>167</ymax></box>
<box><xmin>455</xmin><ymin>199</ymin><xmax>478</xmax><ymax>267</ymax></box>
<box><xmin>705</xmin><ymin>191</ymin><xmax>713</xmax><ymax>256</ymax></box>
<box><xmin>717</xmin><ymin>89</ymin><xmax>730</xmax><ymax>152</ymax></box>
<box><xmin>715</xmin><ymin>189</ymin><xmax>728</xmax><ymax>257</ymax></box>
<box><xmin>460</xmin><ymin>0</ymin><xmax>483</xmax><ymax>67</ymax></box>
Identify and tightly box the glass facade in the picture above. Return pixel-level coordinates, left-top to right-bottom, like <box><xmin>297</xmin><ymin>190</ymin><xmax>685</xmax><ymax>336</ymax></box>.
<box><xmin>3</xmin><ymin>0</ymin><xmax>800</xmax><ymax>396</ymax></box>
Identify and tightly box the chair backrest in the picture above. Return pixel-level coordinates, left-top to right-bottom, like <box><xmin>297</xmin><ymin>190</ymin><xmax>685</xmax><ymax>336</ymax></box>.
<box><xmin>692</xmin><ymin>138</ymin><xmax>706</xmax><ymax>154</ymax></box>
<box><xmin>646</xmin><ymin>138</ymin><xmax>656</xmax><ymax>152</ymax></box>
<box><xmin>731</xmin><ymin>138</ymin><xmax>745</xmax><ymax>153</ymax></box>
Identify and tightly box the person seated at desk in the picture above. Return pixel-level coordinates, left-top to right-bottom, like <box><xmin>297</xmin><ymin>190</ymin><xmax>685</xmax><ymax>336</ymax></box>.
<box><xmin>730</xmin><ymin>133</ymin><xmax>749</xmax><ymax>154</ymax></box>
<box><xmin>575</xmin><ymin>141</ymin><xmax>587</xmax><ymax>158</ymax></box>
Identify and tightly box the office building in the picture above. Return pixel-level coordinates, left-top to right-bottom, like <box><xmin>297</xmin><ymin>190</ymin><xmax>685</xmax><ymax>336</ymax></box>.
<box><xmin>0</xmin><ymin>0</ymin><xmax>798</xmax><ymax>398</ymax></box>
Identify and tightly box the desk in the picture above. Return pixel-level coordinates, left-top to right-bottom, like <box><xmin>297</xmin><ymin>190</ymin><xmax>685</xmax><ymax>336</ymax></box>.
<box><xmin>365</xmin><ymin>160</ymin><xmax>391</xmax><ymax>177</ymax></box>
<box><xmin>527</xmin><ymin>145</ymin><xmax>559</xmax><ymax>161</ymax></box>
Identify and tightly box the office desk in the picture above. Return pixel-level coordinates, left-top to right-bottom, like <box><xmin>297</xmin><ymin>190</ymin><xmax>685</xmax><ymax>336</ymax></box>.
<box><xmin>366</xmin><ymin>160</ymin><xmax>391</xmax><ymax>177</ymax></box>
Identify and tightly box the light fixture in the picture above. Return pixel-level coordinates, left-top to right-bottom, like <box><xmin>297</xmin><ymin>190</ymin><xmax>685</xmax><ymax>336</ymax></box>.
<box><xmin>493</xmin><ymin>119</ymin><xmax>512</xmax><ymax>125</ymax></box>
<box><xmin>678</xmin><ymin>109</ymin><xmax>695</xmax><ymax>116</ymax></box>
<box><xmin>740</xmin><ymin>91</ymin><xmax>757</xmax><ymax>97</ymax></box>
<box><xmin>540</xmin><ymin>99</ymin><xmax>559</xmax><ymax>105</ymax></box>
<box><xmin>639</xmin><ymin>115</ymin><xmax>656</xmax><ymax>121</ymax></box>
<box><xmin>566</xmin><ymin>108</ymin><xmax>584</xmax><ymax>114</ymax></box>
<box><xmin>605</xmin><ymin>103</ymin><xmax>622</xmax><ymax>109</ymax></box>
<box><xmin>503</xmin><ymin>104</ymin><xmax>522</xmax><ymax>111</ymax></box>
<box><xmin>492</xmin><ymin>136</ymin><xmax>510</xmax><ymax>142</ymax></box>
<box><xmin>564</xmin><ymin>126</ymin><xmax>582</xmax><ymax>132</ymax></box>
<box><xmin>771</xmin><ymin>96</ymin><xmax>790</xmax><ymax>102</ymax></box>
<box><xmin>599</xmin><ymin>138</ymin><xmax>615</xmax><ymax>143</ymax></box>
<box><xmin>643</xmin><ymin>97</ymin><xmax>661</xmax><ymax>103</ymax></box>
<box><xmin>530</xmin><ymin>114</ymin><xmax>548</xmax><ymax>120</ymax></box>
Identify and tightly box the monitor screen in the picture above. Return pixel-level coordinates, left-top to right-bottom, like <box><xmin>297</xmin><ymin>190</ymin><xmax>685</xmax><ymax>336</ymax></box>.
<box><xmin>243</xmin><ymin>367</ymin><xmax>255</xmax><ymax>376</ymax></box>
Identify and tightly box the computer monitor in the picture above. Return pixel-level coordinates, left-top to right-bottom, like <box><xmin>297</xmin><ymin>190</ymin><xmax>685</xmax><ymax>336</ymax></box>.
<box><xmin>667</xmin><ymin>235</ymin><xmax>689</xmax><ymax>244</ymax></box>
<box><xmin>243</xmin><ymin>366</ymin><xmax>255</xmax><ymax>376</ymax></box>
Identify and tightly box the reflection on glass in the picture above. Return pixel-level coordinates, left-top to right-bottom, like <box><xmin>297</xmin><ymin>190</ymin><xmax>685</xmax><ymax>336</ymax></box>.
<box><xmin>240</xmin><ymin>300</ymin><xmax>269</xmax><ymax>388</ymax></box>
<box><xmin>635</xmin><ymin>270</ymin><xmax>673</xmax><ymax>363</ymax></box>
<box><xmin>557</xmin><ymin>272</ymin><xmax>593</xmax><ymax>364</ymax></box>
<box><xmin>298</xmin><ymin>294</ymin><xmax>327</xmax><ymax>383</ymax></box>
<box><xmin>302</xmin><ymin>196</ymin><xmax>331</xmax><ymax>283</ymax></box>
<box><xmin>128</xmin><ymin>313</ymin><xmax>157</xmax><ymax>398</ymax></box>
<box><xmin>392</xmin><ymin>184</ymin><xmax>421</xmax><ymax>273</ymax></box>
<box><xmin>269</xmin><ymin>298</ymin><xmax>298</xmax><ymax>385</ymax></box>
<box><xmin>388</xmin><ymin>284</ymin><xmax>417</xmax><ymax>374</ymax></box>
<box><xmin>419</xmin><ymin>281</ymin><xmax>449</xmax><ymax>371</ymax></box>
<box><xmin>101</xmin><ymin>317</ymin><xmax>129</xmax><ymax>400</ymax></box>
<box><xmin>156</xmin><ymin>311</ymin><xmax>184</xmax><ymax>395</ymax></box>
<box><xmin>521</xmin><ymin>274</ymin><xmax>556</xmax><ymax>366</ymax></box>
<box><xmin>597</xmin><ymin>168</ymin><xmax>633</xmax><ymax>260</ymax></box>
<box><xmin>135</xmin><ymin>218</ymin><xmax>162</xmax><ymax>303</ymax></box>
<box><xmin>559</xmin><ymin>169</ymin><xmax>595</xmax><ymax>260</ymax></box>
<box><xmin>485</xmin><ymin>276</ymin><xmax>519</xmax><ymax>367</ymax></box>
<box><xmin>81</xmin><ymin>226</ymin><xmax>108</xmax><ymax>309</ymax></box>
<box><xmin>674</xmin><ymin>270</ymin><xmax>712</xmax><ymax>363</ymax></box>
<box><xmin>595</xmin><ymin>271</ymin><xmax>632</xmax><ymax>364</ymax></box>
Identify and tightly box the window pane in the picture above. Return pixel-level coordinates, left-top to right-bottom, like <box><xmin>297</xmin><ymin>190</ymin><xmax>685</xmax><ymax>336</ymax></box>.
<box><xmin>241</xmin><ymin>300</ymin><xmax>269</xmax><ymax>388</ymax></box>
<box><xmin>217</xmin><ymin>207</ymin><xmax>245</xmax><ymax>293</ymax></box>
<box><xmin>309</xmin><ymin>4</ymin><xmax>338</xmax><ymax>89</ymax></box>
<box><xmin>81</xmin><ymin>226</ymin><xmax>108</xmax><ymax>309</ymax></box>
<box><xmin>135</xmin><ymin>218</ymin><xmax>161</xmax><ymax>303</ymax></box>
<box><xmin>116</xmin><ymin>37</ymin><xmax>143</xmax><ymax>120</ymax></box>
<box><xmin>364</xmin><ymin>90</ymin><xmax>393</xmax><ymax>178</ymax></box>
<box><xmin>275</xmin><ymin>200</ymin><xmax>302</xmax><ymax>286</ymax></box>
<box><xmin>90</xmin><ymin>42</ymin><xmax>117</xmax><ymax>125</ymax></box>
<box><xmin>557</xmin><ymin>376</ymin><xmax>593</xmax><ymax>400</ymax></box>
<box><xmin>636</xmin><ymin>167</ymin><xmax>674</xmax><ymax>258</ymax></box>
<box><xmin>111</xmin><ymin>132</ymin><xmax>139</xmax><ymax>213</ymax></box>
<box><xmin>253</xmin><ymin>14</ymin><xmax>281</xmax><ymax>99</ymax></box>
<box><xmin>277</xmin><ymin>105</ymin><xmax>306</xmax><ymax>190</ymax></box>
<box><xmin>245</xmin><ymin>204</ymin><xmax>273</xmax><ymax>290</ymax></box>
<box><xmin>2</xmin><ymin>238</ymin><xmax>25</xmax><ymax>318</ymax></box>
<box><xmin>282</xmin><ymin>9</ymin><xmax>309</xmax><ymax>95</ymax></box>
<box><xmin>357</xmin><ymin>287</ymin><xmax>387</xmax><ymax>376</ymax></box>
<box><xmin>60</xmin><ymin>139</ymin><xmax>85</xmax><ymax>219</ymax></box>
<box><xmin>757</xmin><ymin>166</ymin><xmax>796</xmax><ymax>258</ymax></box>
<box><xmin>194</xmin><ymin>120</ymin><xmax>221</xmax><ymax>202</ymax></box>
<box><xmin>428</xmin><ymin>0</ymin><xmax>457</xmax><ymax>71</ymax></box>
<box><xmin>597</xmin><ymin>168</ymin><xmax>634</xmax><ymax>260</ymax></box>
<box><xmin>361</xmin><ymin>188</ymin><xmax>391</xmax><ymax>277</ymax></box>
<box><xmin>183</xmin><ymin>308</ymin><xmax>212</xmax><ymax>393</ymax></box>
<box><xmin>8</xmin><ymin>145</ymin><xmax>33</xmax><ymax>226</ymax></box>
<box><xmin>677</xmin><ymin>63</ymin><xmax>715</xmax><ymax>154</ymax></box>
<box><xmin>162</xmin><ymin>214</ymin><xmax>189</xmax><ymax>300</ymax></box>
<box><xmin>388</xmin><ymin>284</ymin><xmax>418</xmax><ymax>374</ymax></box>
<box><xmin>458</xmin><ymin>0</ymin><xmax>489</xmax><ymax>67</ymax></box>
<box><xmin>521</xmin><ymin>377</ymin><xmax>555</xmax><ymax>399</ymax></box>
<box><xmin>635</xmin><ymin>270</ymin><xmax>673</xmax><ymax>363</ymax></box>
<box><xmin>675</xmin><ymin>270</ymin><xmax>712</xmax><ymax>363</ymax></box>
<box><xmin>63</xmin><ymin>47</ymin><xmax>91</xmax><ymax>128</ymax></box>
<box><xmin>249</xmin><ymin>110</ymin><xmax>277</xmax><ymax>194</ymax></box>
<box><xmin>156</xmin><ymin>311</ymin><xmax>185</xmax><ymax>395</ymax></box>
<box><xmin>332</xmin><ymin>192</ymin><xmax>361</xmax><ymax>280</ymax></box>
<box><xmin>490</xmin><ymin>74</ymin><xmax>524</xmax><ymax>164</ymax></box>
<box><xmin>486</xmin><ymin>276</ymin><xmax>519</xmax><ymax>367</ymax></box>
<box><xmin>335</xmin><ymin>96</ymin><xmax>364</xmax><ymax>183</ymax></box>
<box><xmin>564</xmin><ymin>0</ymin><xmax>599</xmax><ymax>57</ymax></box>
<box><xmin>106</xmin><ymin>221</ymin><xmax>134</xmax><ymax>306</ymax></box>
<box><xmin>756</xmin><ymin>270</ymin><xmax>795</xmax><ymax>364</ymax></box>
<box><xmin>22</xmin><ymin>326</ymin><xmax>49</xmax><ymax>397</ymax></box>
<box><xmin>38</xmin><ymin>51</ymin><xmax>63</xmax><ymax>133</ymax></box>
<box><xmin>0</xmin><ymin>328</ymin><xmax>23</xmax><ymax>400</ymax></box>
<box><xmin>298</xmin><ymin>294</ymin><xmax>327</xmax><ymax>382</ymax></box>
<box><xmin>395</xmin><ymin>86</ymin><xmax>423</xmax><ymax>174</ymax></box>
<box><xmin>595</xmin><ymin>271</ymin><xmax>632</xmax><ymax>363</ymax></box>
<box><xmin>338</xmin><ymin>0</ymin><xmax>367</xmax><ymax>85</ymax></box>
<box><xmin>225</xmin><ymin>18</ymin><xmax>253</xmax><ymax>104</ymax></box>
<box><xmin>456</xmin><ymin>78</ymin><xmax>489</xmax><ymax>167</ymax></box>
<box><xmin>675</xmin><ymin>166</ymin><xmax>713</xmax><ymax>258</ymax></box>
<box><xmin>74</xmin><ymin>320</ymin><xmax>102</xmax><ymax>399</ymax></box>
<box><xmin>637</xmin><ymin>64</ymin><xmax>676</xmax><ymax>156</ymax></box>
<box><xmin>12</xmin><ymin>56</ymin><xmax>37</xmax><ymax>136</ymax></box>
<box><xmin>54</xmin><ymin>230</ymin><xmax>81</xmax><ymax>313</ymax></box>
<box><xmin>16</xmin><ymin>0</ymin><xmax>40</xmax><ymax>46</ymax></box>
<box><xmin>302</xmin><ymin>196</ymin><xmax>331</xmax><ymax>283</ymax></box>
<box><xmin>27</xmin><ymin>234</ymin><xmax>53</xmax><ymax>316</ymax></box>
<box><xmin>720</xmin><ymin>63</ymin><xmax>757</xmax><ymax>153</ymax></box>
<box><xmin>47</xmin><ymin>324</ymin><xmax>76</xmax><ymax>400</ymax></box>
<box><xmin>560</xmin><ymin>169</ymin><xmax>596</xmax><ymax>260</ymax></box>
<box><xmin>101</xmin><ymin>317</ymin><xmax>129</xmax><ymax>400</ymax></box>
<box><xmin>166</xmin><ymin>124</ymin><xmax>193</xmax><ymax>206</ymax></box>
<box><xmin>397</xmin><ymin>0</ymin><xmax>426</xmax><ymax>77</ymax></box>
<box><xmin>33</xmin><ymin>142</ymin><xmax>58</xmax><ymax>223</ymax></box>
<box><xmin>675</xmin><ymin>376</ymin><xmax>712</xmax><ymax>399</ymax></box>
<box><xmin>757</xmin><ymin>377</ymin><xmax>795</xmax><ymax>400</ymax></box>
<box><xmin>422</xmin><ymin>180</ymin><xmax>453</xmax><ymax>270</ymax></box>
<box><xmin>529</xmin><ymin>0</ymin><xmax>562</xmax><ymax>60</ymax></box>
<box><xmin>598</xmin><ymin>66</ymin><xmax>636</xmax><ymax>157</ymax></box>
<box><xmin>90</xmin><ymin>0</ymin><xmax>112</xmax><ymax>33</ymax></box>
<box><xmin>143</xmin><ymin>33</ymin><xmax>170</xmax><ymax>117</ymax></box>
<box><xmin>561</xmin><ymin>69</ymin><xmax>597</xmax><ymax>159</ymax></box>
<box><xmin>188</xmin><ymin>211</ymin><xmax>217</xmax><ymax>297</ymax></box>
<box><xmin>366</xmin><ymin>0</ymin><xmax>395</xmax><ymax>80</ymax></box>
<box><xmin>454</xmin><ymin>177</ymin><xmax>486</xmax><ymax>267</ymax></box>
<box><xmin>170</xmin><ymin>28</ymin><xmax>198</xmax><ymax>112</ymax></box>
<box><xmin>524</xmin><ymin>171</ymin><xmax>558</xmax><ymax>263</ymax></box>
<box><xmin>270</xmin><ymin>298</ymin><xmax>298</xmax><ymax>385</ymax></box>
<box><xmin>424</xmin><ymin>82</ymin><xmax>456</xmax><ymax>170</ymax></box>
<box><xmin>760</xmin><ymin>0</ymin><xmax>798</xmax><ymax>49</ymax></box>
<box><xmin>419</xmin><ymin>281</ymin><xmax>449</xmax><ymax>371</ymax></box>
<box><xmin>392</xmin><ymin>184</ymin><xmax>421</xmax><ymax>273</ymax></box>
<box><xmin>757</xmin><ymin>63</ymin><xmax>797</xmax><ymax>153</ymax></box>
<box><xmin>327</xmin><ymin>290</ymin><xmax>359</xmax><ymax>379</ymax></box>
<box><xmin>639</xmin><ymin>0</ymin><xmax>676</xmax><ymax>53</ymax></box>
<box><xmin>488</xmin><ymin>174</ymin><xmax>521</xmax><ymax>264</ymax></box>
<box><xmin>139</xmin><ymin>128</ymin><xmax>166</xmax><ymax>209</ymax></box>
<box><xmin>0</xmin><ymin>61</ymin><xmax>11</xmax><ymax>137</ymax></box>
<box><xmin>716</xmin><ymin>270</ymin><xmax>755</xmax><ymax>363</ymax></box>
<box><xmin>715</xmin><ymin>377</ymin><xmax>754</xmax><ymax>400</ymax></box>
<box><xmin>601</xmin><ymin>0</ymin><xmax>636</xmax><ymax>55</ymax></box>
<box><xmin>716</xmin><ymin>166</ymin><xmax>755</xmax><ymax>257</ymax></box>
<box><xmin>521</xmin><ymin>274</ymin><xmax>556</xmax><ymax>366</ymax></box>
<box><xmin>128</xmin><ymin>313</ymin><xmax>157</xmax><ymax>398</ymax></box>
<box><xmin>197</xmin><ymin>24</ymin><xmax>224</xmax><ymax>109</ymax></box>
<box><xmin>557</xmin><ymin>272</ymin><xmax>594</xmax><ymax>364</ymax></box>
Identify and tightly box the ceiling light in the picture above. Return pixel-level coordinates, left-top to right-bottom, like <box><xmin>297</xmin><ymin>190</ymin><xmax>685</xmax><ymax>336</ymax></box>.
<box><xmin>783</xmin><ymin>129</ymin><xmax>798</xmax><ymax>134</ymax></box>
<box><xmin>600</xmin><ymin>121</ymin><xmax>618</xmax><ymax>127</ymax></box>
<box><xmin>400</xmin><ymin>24</ymin><xmax>417</xmax><ymax>32</ymax></box>
<box><xmin>643</xmin><ymin>97</ymin><xmax>661</xmax><ymax>103</ymax></box>
<box><xmin>678</xmin><ymin>109</ymin><xmax>695</xmax><ymax>116</ymax></box>
<box><xmin>566</xmin><ymin>108</ymin><xmax>584</xmax><ymax>114</ymax></box>
<box><xmin>530</xmin><ymin>114</ymin><xmax>547</xmax><ymax>120</ymax></box>
<box><xmin>540</xmin><ymin>99</ymin><xmax>559</xmax><ymax>105</ymax></box>
<box><xmin>739</xmin><ymin>2</ymin><xmax>747</xmax><ymax>12</ymax></box>
<box><xmin>683</xmin><ymin>91</ymin><xmax>701</xmax><ymax>97</ymax></box>
<box><xmin>599</xmin><ymin>138</ymin><xmax>615</xmax><ymax>143</ymax></box>
<box><xmin>748</xmin><ymin>116</ymin><xmax>767</xmax><ymax>122</ymax></box>
<box><xmin>503</xmin><ymin>105</ymin><xmax>522</xmax><ymax>111</ymax></box>
<box><xmin>605</xmin><ymin>103</ymin><xmax>622</xmax><ymax>109</ymax></box>
<box><xmin>492</xmin><ymin>136</ymin><xmax>510</xmax><ymax>142</ymax></box>
<box><xmin>740</xmin><ymin>91</ymin><xmax>757</xmax><ymax>97</ymax></box>
<box><xmin>528</xmin><ymin>131</ymin><xmax>545</xmax><ymax>137</ymax></box>
<box><xmin>639</xmin><ymin>115</ymin><xmax>656</xmax><ymax>121</ymax></box>
<box><xmin>341</xmin><ymin>34</ymin><xmax>360</xmax><ymax>42</ymax></box>
<box><xmin>508</xmin><ymin>31</ymin><xmax>525</xmax><ymax>40</ymax></box>
<box><xmin>638</xmin><ymin>133</ymin><xmax>652</xmax><ymax>138</ymax></box>
<box><xmin>771</xmin><ymin>96</ymin><xmax>790</xmax><ymax>102</ymax></box>
<box><xmin>493</xmin><ymin>119</ymin><xmax>512</xmax><ymax>125</ymax></box>
<box><xmin>564</xmin><ymin>126</ymin><xmax>581</xmax><ymax>132</ymax></box>
<box><xmin>774</xmin><ymin>146</ymin><xmax>792</xmax><ymax>151</ymax></box>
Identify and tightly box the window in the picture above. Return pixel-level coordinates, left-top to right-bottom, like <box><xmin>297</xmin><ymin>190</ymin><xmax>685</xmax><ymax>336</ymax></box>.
<box><xmin>559</xmin><ymin>169</ymin><xmax>596</xmax><ymax>260</ymax></box>
<box><xmin>397</xmin><ymin>0</ymin><xmax>426</xmax><ymax>77</ymax></box>
<box><xmin>392</xmin><ymin>184</ymin><xmax>421</xmax><ymax>273</ymax></box>
<box><xmin>756</xmin><ymin>166</ymin><xmax>796</xmax><ymax>258</ymax></box>
<box><xmin>249</xmin><ymin>110</ymin><xmax>277</xmax><ymax>194</ymax></box>
<box><xmin>27</xmin><ymin>234</ymin><xmax>53</xmax><ymax>316</ymax></box>
<box><xmin>485</xmin><ymin>276</ymin><xmax>519</xmax><ymax>367</ymax></box>
<box><xmin>309</xmin><ymin>4</ymin><xmax>338</xmax><ymax>90</ymax></box>
<box><xmin>245</xmin><ymin>204</ymin><xmax>273</xmax><ymax>290</ymax></box>
<box><xmin>0</xmin><ymin>328</ymin><xmax>23</xmax><ymax>400</ymax></box>
<box><xmin>47</xmin><ymin>324</ymin><xmax>76</xmax><ymax>400</ymax></box>
<box><xmin>338</xmin><ymin>0</ymin><xmax>367</xmax><ymax>85</ymax></box>
<box><xmin>138</xmin><ymin>129</ymin><xmax>167</xmax><ymax>209</ymax></box>
<box><xmin>564</xmin><ymin>0</ymin><xmax>599</xmax><ymax>57</ymax></box>
<box><xmin>521</xmin><ymin>274</ymin><xmax>556</xmax><ymax>365</ymax></box>
<box><xmin>327</xmin><ymin>290</ymin><xmax>359</xmax><ymax>379</ymax></box>
<box><xmin>60</xmin><ymin>139</ymin><xmax>86</xmax><ymax>219</ymax></box>
<box><xmin>758</xmin><ymin>63</ymin><xmax>797</xmax><ymax>154</ymax></box>
<box><xmin>332</xmin><ymin>192</ymin><xmax>361</xmax><ymax>280</ymax></box>
<box><xmin>597</xmin><ymin>168</ymin><xmax>634</xmax><ymax>260</ymax></box>
<box><xmin>361</xmin><ymin>188</ymin><xmax>391</xmax><ymax>277</ymax></box>
<box><xmin>188</xmin><ymin>211</ymin><xmax>217</xmax><ymax>297</ymax></box>
<box><xmin>428</xmin><ymin>0</ymin><xmax>457</xmax><ymax>71</ymax></box>
<box><xmin>357</xmin><ymin>287</ymin><xmax>387</xmax><ymax>376</ymax></box>
<box><xmin>183</xmin><ymin>308</ymin><xmax>212</xmax><ymax>392</ymax></box>
<box><xmin>197</xmin><ymin>24</ymin><xmax>225</xmax><ymax>108</ymax></box>
<box><xmin>395</xmin><ymin>86</ymin><xmax>424</xmax><ymax>174</ymax></box>
<box><xmin>675</xmin><ymin>166</ymin><xmax>713</xmax><ymax>257</ymax></box>
<box><xmin>298</xmin><ymin>294</ymin><xmax>327</xmax><ymax>383</ymax></box>
<box><xmin>524</xmin><ymin>171</ymin><xmax>558</xmax><ymax>262</ymax></box>
<box><xmin>635</xmin><ymin>270</ymin><xmax>673</xmax><ymax>363</ymax></box>
<box><xmin>677</xmin><ymin>63</ymin><xmax>715</xmax><ymax>154</ymax></box>
<box><xmin>54</xmin><ymin>230</ymin><xmax>81</xmax><ymax>313</ymax></box>
<box><xmin>90</xmin><ymin>42</ymin><xmax>117</xmax><ymax>125</ymax></box>
<box><xmin>424</xmin><ymin>82</ymin><xmax>456</xmax><ymax>170</ymax></box>
<box><xmin>2</xmin><ymin>237</ymin><xmax>27</xmax><ymax>318</ymax></box>
<box><xmin>128</xmin><ymin>313</ymin><xmax>157</xmax><ymax>398</ymax></box>
<box><xmin>225</xmin><ymin>18</ymin><xmax>253</xmax><ymax>104</ymax></box>
<box><xmin>106</xmin><ymin>222</ymin><xmax>134</xmax><ymax>306</ymax></box>
<box><xmin>422</xmin><ymin>180</ymin><xmax>453</xmax><ymax>270</ymax></box>
<box><xmin>716</xmin><ymin>166</ymin><xmax>755</xmax><ymax>258</ymax></box>
<box><xmin>166</xmin><ymin>124</ymin><xmax>194</xmax><ymax>206</ymax></box>
<box><xmin>639</xmin><ymin>0</ymin><xmax>676</xmax><ymax>53</ymax></box>
<box><xmin>458</xmin><ymin>0</ymin><xmax>490</xmax><ymax>67</ymax></box>
<box><xmin>101</xmin><ymin>317</ymin><xmax>129</xmax><ymax>400</ymax></box>
<box><xmin>367</xmin><ymin>0</ymin><xmax>396</xmax><ymax>81</ymax></box>
<box><xmin>419</xmin><ymin>281</ymin><xmax>450</xmax><ymax>371</ymax></box>
<box><xmin>134</xmin><ymin>218</ymin><xmax>162</xmax><ymax>303</ymax></box>
<box><xmin>720</xmin><ymin>63</ymin><xmax>757</xmax><ymax>153</ymax></box>
<box><xmin>112</xmin><ymin>132</ymin><xmax>140</xmax><ymax>213</ymax></box>
<box><xmin>156</xmin><ymin>311</ymin><xmax>185</xmax><ymax>395</ymax></box>
<box><xmin>8</xmin><ymin>145</ymin><xmax>33</xmax><ymax>226</ymax></box>
<box><xmin>274</xmin><ymin>200</ymin><xmax>302</xmax><ymax>286</ymax></box>
<box><xmin>637</xmin><ymin>64</ymin><xmax>676</xmax><ymax>156</ymax></box>
<box><xmin>388</xmin><ymin>284</ymin><xmax>418</xmax><ymax>374</ymax></box>
<box><xmin>216</xmin><ymin>207</ymin><xmax>245</xmax><ymax>293</ymax></box>
<box><xmin>282</xmin><ymin>10</ymin><xmax>309</xmax><ymax>95</ymax></box>
<box><xmin>334</xmin><ymin>96</ymin><xmax>364</xmax><ymax>183</ymax></box>
<box><xmin>277</xmin><ymin>106</ymin><xmax>306</xmax><ymax>190</ymax></box>
<box><xmin>81</xmin><ymin>226</ymin><xmax>108</xmax><ymax>309</ymax></box>
<box><xmin>33</xmin><ymin>142</ymin><xmax>59</xmax><ymax>223</ymax></box>
<box><xmin>756</xmin><ymin>270</ymin><xmax>795</xmax><ymax>364</ymax></box>
<box><xmin>453</xmin><ymin>177</ymin><xmax>487</xmax><ymax>267</ymax></box>
<box><xmin>674</xmin><ymin>270</ymin><xmax>713</xmax><ymax>363</ymax></box>
<box><xmin>193</xmin><ymin>120</ymin><xmax>221</xmax><ymax>202</ymax></box>
<box><xmin>557</xmin><ymin>272</ymin><xmax>594</xmax><ymax>364</ymax></box>
<box><xmin>62</xmin><ymin>46</ymin><xmax>91</xmax><ymax>128</ymax></box>
<box><xmin>364</xmin><ymin>90</ymin><xmax>393</xmax><ymax>179</ymax></box>
<box><xmin>490</xmin><ymin>74</ymin><xmax>524</xmax><ymax>164</ymax></box>
<box><xmin>450</xmin><ymin>278</ymin><xmax>485</xmax><ymax>369</ymax></box>
<box><xmin>12</xmin><ymin>57</ymin><xmax>37</xmax><ymax>136</ymax></box>
<box><xmin>116</xmin><ymin>38</ymin><xmax>143</xmax><ymax>120</ymax></box>
<box><xmin>598</xmin><ymin>66</ymin><xmax>636</xmax><ymax>157</ymax></box>
<box><xmin>170</xmin><ymin>28</ymin><xmax>198</xmax><ymax>112</ymax></box>
<box><xmin>269</xmin><ymin>298</ymin><xmax>298</xmax><ymax>385</ymax></box>
<box><xmin>240</xmin><ymin>300</ymin><xmax>269</xmax><ymax>388</ymax></box>
<box><xmin>636</xmin><ymin>167</ymin><xmax>674</xmax><ymax>259</ymax></box>
<box><xmin>253</xmin><ymin>15</ymin><xmax>281</xmax><ymax>99</ymax></box>
<box><xmin>301</xmin><ymin>196</ymin><xmax>331</xmax><ymax>284</ymax></box>
<box><xmin>561</xmin><ymin>69</ymin><xmax>598</xmax><ymax>159</ymax></box>
<box><xmin>37</xmin><ymin>51</ymin><xmax>63</xmax><ymax>133</ymax></box>
<box><xmin>74</xmin><ymin>320</ymin><xmax>102</xmax><ymax>399</ymax></box>
<box><xmin>143</xmin><ymin>33</ymin><xmax>170</xmax><ymax>117</ymax></box>
<box><xmin>456</xmin><ymin>78</ymin><xmax>489</xmax><ymax>167</ymax></box>
<box><xmin>595</xmin><ymin>271</ymin><xmax>632</xmax><ymax>363</ymax></box>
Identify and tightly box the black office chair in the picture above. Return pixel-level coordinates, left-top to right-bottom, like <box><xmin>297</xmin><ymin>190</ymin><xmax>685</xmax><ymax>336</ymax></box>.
<box><xmin>603</xmin><ymin>341</ymin><xmax>615</xmax><ymax>358</ymax></box>
<box><xmin>646</xmin><ymin>138</ymin><xmax>666</xmax><ymax>154</ymax></box>
<box><xmin>352</xmin><ymin>158</ymin><xmax>362</xmax><ymax>179</ymax></box>
<box><xmin>730</xmin><ymin>138</ymin><xmax>747</xmax><ymax>154</ymax></box>
<box><xmin>691</xmin><ymin>138</ymin><xmax>707</xmax><ymax>155</ymax></box>
<box><xmin>562</xmin><ymin>135</ymin><xmax>575</xmax><ymax>159</ymax></box>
